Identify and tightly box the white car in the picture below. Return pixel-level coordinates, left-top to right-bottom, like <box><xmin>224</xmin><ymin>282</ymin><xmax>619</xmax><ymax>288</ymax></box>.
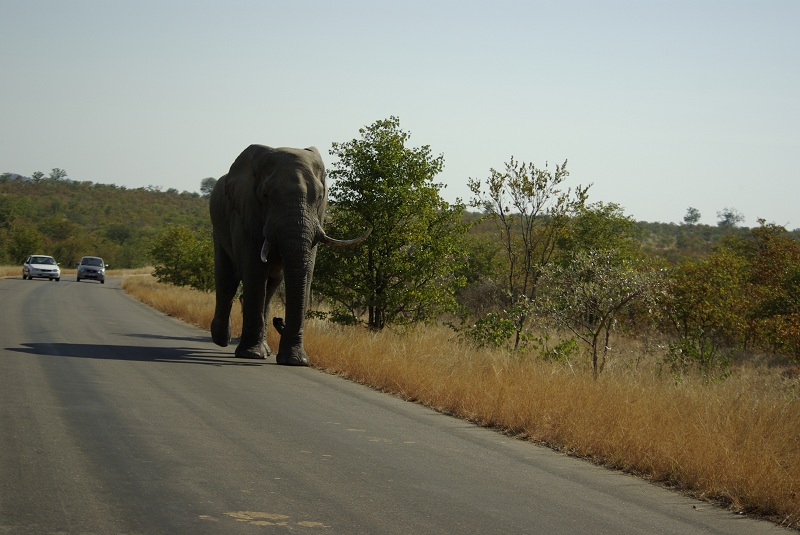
<box><xmin>22</xmin><ymin>255</ymin><xmax>61</xmax><ymax>281</ymax></box>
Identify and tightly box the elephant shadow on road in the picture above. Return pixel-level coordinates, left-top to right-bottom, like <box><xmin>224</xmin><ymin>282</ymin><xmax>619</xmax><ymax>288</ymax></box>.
<box><xmin>6</xmin><ymin>340</ymin><xmax>266</xmax><ymax>366</ymax></box>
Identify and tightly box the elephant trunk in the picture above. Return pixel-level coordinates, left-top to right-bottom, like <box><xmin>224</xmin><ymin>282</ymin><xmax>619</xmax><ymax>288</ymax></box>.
<box><xmin>260</xmin><ymin>221</ymin><xmax>370</xmax><ymax>366</ymax></box>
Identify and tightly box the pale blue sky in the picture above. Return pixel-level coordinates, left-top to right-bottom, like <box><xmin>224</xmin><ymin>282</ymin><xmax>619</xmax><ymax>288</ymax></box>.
<box><xmin>2</xmin><ymin>1</ymin><xmax>798</xmax><ymax>227</ymax></box>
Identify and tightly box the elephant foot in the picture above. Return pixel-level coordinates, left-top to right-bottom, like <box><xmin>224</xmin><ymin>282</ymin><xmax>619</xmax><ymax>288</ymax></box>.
<box><xmin>235</xmin><ymin>340</ymin><xmax>270</xmax><ymax>360</ymax></box>
<box><xmin>211</xmin><ymin>317</ymin><xmax>231</xmax><ymax>347</ymax></box>
<box><xmin>276</xmin><ymin>348</ymin><xmax>310</xmax><ymax>366</ymax></box>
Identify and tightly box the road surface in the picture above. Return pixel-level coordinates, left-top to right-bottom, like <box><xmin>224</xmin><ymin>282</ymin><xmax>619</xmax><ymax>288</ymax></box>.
<box><xmin>0</xmin><ymin>276</ymin><xmax>790</xmax><ymax>534</ymax></box>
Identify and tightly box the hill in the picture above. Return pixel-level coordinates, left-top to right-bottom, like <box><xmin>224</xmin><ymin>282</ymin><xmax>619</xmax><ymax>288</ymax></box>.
<box><xmin>3</xmin><ymin>173</ymin><xmax>796</xmax><ymax>270</ymax></box>
<box><xmin>0</xmin><ymin>174</ymin><xmax>210</xmax><ymax>268</ymax></box>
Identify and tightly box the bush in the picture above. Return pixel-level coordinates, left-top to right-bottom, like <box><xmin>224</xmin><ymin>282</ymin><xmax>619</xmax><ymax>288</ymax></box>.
<box><xmin>661</xmin><ymin>329</ymin><xmax>733</xmax><ymax>383</ymax></box>
<box><xmin>149</xmin><ymin>225</ymin><xmax>214</xmax><ymax>292</ymax></box>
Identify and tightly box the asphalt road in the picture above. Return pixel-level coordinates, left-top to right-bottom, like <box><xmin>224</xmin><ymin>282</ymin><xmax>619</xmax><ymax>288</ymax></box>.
<box><xmin>0</xmin><ymin>276</ymin><xmax>790</xmax><ymax>535</ymax></box>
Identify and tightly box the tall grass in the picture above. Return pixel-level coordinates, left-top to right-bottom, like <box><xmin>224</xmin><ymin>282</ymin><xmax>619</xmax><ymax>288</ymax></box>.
<box><xmin>0</xmin><ymin>265</ymin><xmax>22</xmax><ymax>278</ymax></box>
<box><xmin>114</xmin><ymin>275</ymin><xmax>799</xmax><ymax>529</ymax></box>
<box><xmin>0</xmin><ymin>265</ymin><xmax>151</xmax><ymax>279</ymax></box>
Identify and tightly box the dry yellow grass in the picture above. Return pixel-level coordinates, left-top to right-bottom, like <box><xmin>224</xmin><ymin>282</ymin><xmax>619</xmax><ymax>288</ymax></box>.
<box><xmin>0</xmin><ymin>264</ymin><xmax>152</xmax><ymax>279</ymax></box>
<box><xmin>0</xmin><ymin>265</ymin><xmax>22</xmax><ymax>278</ymax></box>
<box><xmin>100</xmin><ymin>276</ymin><xmax>800</xmax><ymax>529</ymax></box>
<box><xmin>120</xmin><ymin>274</ymin><xmax>238</xmax><ymax>333</ymax></box>
<box><xmin>306</xmin><ymin>326</ymin><xmax>800</xmax><ymax>527</ymax></box>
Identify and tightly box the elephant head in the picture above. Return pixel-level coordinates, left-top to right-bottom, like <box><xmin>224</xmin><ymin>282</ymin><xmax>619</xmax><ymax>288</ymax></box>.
<box><xmin>210</xmin><ymin>144</ymin><xmax>369</xmax><ymax>365</ymax></box>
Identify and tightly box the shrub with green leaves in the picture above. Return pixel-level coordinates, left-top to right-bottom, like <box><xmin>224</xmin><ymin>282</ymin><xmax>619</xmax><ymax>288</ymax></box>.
<box><xmin>150</xmin><ymin>225</ymin><xmax>214</xmax><ymax>292</ymax></box>
<box><xmin>316</xmin><ymin>116</ymin><xmax>468</xmax><ymax>329</ymax></box>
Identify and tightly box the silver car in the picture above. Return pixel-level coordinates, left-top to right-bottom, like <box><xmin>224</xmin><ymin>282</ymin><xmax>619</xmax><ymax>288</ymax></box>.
<box><xmin>76</xmin><ymin>256</ymin><xmax>107</xmax><ymax>283</ymax></box>
<box><xmin>22</xmin><ymin>255</ymin><xmax>61</xmax><ymax>281</ymax></box>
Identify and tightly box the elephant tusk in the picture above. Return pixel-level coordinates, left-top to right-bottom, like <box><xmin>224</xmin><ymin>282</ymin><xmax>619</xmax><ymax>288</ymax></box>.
<box><xmin>260</xmin><ymin>239</ymin><xmax>270</xmax><ymax>263</ymax></box>
<box><xmin>318</xmin><ymin>228</ymin><xmax>372</xmax><ymax>247</ymax></box>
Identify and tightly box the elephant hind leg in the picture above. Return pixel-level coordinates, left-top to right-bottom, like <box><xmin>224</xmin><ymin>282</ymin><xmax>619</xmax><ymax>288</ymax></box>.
<box><xmin>211</xmin><ymin>246</ymin><xmax>238</xmax><ymax>347</ymax></box>
<box><xmin>234</xmin><ymin>270</ymin><xmax>276</xmax><ymax>360</ymax></box>
<box><xmin>211</xmin><ymin>317</ymin><xmax>232</xmax><ymax>347</ymax></box>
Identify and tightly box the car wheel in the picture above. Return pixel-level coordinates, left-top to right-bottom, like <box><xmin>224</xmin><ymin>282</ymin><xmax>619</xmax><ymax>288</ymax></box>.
<box><xmin>55</xmin><ymin>277</ymin><xmax>60</xmax><ymax>282</ymax></box>
<box><xmin>101</xmin><ymin>279</ymin><xmax>105</xmax><ymax>284</ymax></box>
<box><xmin>76</xmin><ymin>277</ymin><xmax>81</xmax><ymax>282</ymax></box>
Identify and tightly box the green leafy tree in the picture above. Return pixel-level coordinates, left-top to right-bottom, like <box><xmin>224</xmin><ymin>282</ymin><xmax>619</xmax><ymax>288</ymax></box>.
<box><xmin>6</xmin><ymin>223</ymin><xmax>45</xmax><ymax>263</ymax></box>
<box><xmin>150</xmin><ymin>225</ymin><xmax>214</xmax><ymax>292</ymax></box>
<box><xmin>0</xmin><ymin>174</ymin><xmax>212</xmax><ymax>269</ymax></box>
<box><xmin>55</xmin><ymin>234</ymin><xmax>97</xmax><ymax>267</ymax></box>
<box><xmin>717</xmin><ymin>207</ymin><xmax>745</xmax><ymax>228</ymax></box>
<box><xmin>743</xmin><ymin>220</ymin><xmax>800</xmax><ymax>358</ymax></box>
<box><xmin>683</xmin><ymin>206</ymin><xmax>701</xmax><ymax>225</ymax></box>
<box><xmin>200</xmin><ymin>177</ymin><xmax>217</xmax><ymax>197</ymax></box>
<box><xmin>315</xmin><ymin>116</ymin><xmax>468</xmax><ymax>329</ymax></box>
<box><xmin>540</xmin><ymin>250</ymin><xmax>662</xmax><ymax>378</ymax></box>
<box><xmin>47</xmin><ymin>168</ymin><xmax>68</xmax><ymax>181</ymax></box>
<box><xmin>762</xmin><ymin>266</ymin><xmax>800</xmax><ymax>359</ymax></box>
<box><xmin>38</xmin><ymin>215</ymin><xmax>78</xmax><ymax>242</ymax></box>
<box><xmin>104</xmin><ymin>223</ymin><xmax>132</xmax><ymax>245</ymax></box>
<box><xmin>662</xmin><ymin>249</ymin><xmax>748</xmax><ymax>380</ymax></box>
<box><xmin>452</xmin><ymin>235</ymin><xmax>505</xmax><ymax>318</ymax></box>
<box><xmin>0</xmin><ymin>196</ymin><xmax>16</xmax><ymax>230</ymax></box>
<box><xmin>467</xmin><ymin>156</ymin><xmax>589</xmax><ymax>349</ymax></box>
<box><xmin>663</xmin><ymin>220</ymin><xmax>800</xmax><ymax>371</ymax></box>
<box><xmin>558</xmin><ymin>202</ymin><xmax>641</xmax><ymax>259</ymax></box>
<box><xmin>541</xmin><ymin>202</ymin><xmax>658</xmax><ymax>374</ymax></box>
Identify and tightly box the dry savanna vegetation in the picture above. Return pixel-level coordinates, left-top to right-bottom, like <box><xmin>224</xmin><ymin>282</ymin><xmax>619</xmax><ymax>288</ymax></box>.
<box><xmin>120</xmin><ymin>274</ymin><xmax>800</xmax><ymax>530</ymax></box>
<box><xmin>0</xmin><ymin>265</ymin><xmax>152</xmax><ymax>279</ymax></box>
<box><xmin>6</xmin><ymin>120</ymin><xmax>800</xmax><ymax>532</ymax></box>
<box><xmin>0</xmin><ymin>265</ymin><xmax>24</xmax><ymax>278</ymax></box>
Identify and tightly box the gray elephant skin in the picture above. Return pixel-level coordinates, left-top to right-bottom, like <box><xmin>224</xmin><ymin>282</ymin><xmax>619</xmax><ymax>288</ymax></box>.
<box><xmin>210</xmin><ymin>144</ymin><xmax>369</xmax><ymax>365</ymax></box>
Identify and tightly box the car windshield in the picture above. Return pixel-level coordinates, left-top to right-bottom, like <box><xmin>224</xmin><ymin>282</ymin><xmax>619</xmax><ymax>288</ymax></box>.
<box><xmin>82</xmin><ymin>258</ymin><xmax>103</xmax><ymax>266</ymax></box>
<box><xmin>33</xmin><ymin>257</ymin><xmax>55</xmax><ymax>265</ymax></box>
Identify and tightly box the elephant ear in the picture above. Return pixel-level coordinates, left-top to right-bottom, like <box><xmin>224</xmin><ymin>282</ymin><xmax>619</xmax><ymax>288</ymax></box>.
<box><xmin>303</xmin><ymin>146</ymin><xmax>328</xmax><ymax>218</ymax></box>
<box><xmin>225</xmin><ymin>145</ymin><xmax>277</xmax><ymax>231</ymax></box>
<box><xmin>301</xmin><ymin>147</ymin><xmax>325</xmax><ymax>185</ymax></box>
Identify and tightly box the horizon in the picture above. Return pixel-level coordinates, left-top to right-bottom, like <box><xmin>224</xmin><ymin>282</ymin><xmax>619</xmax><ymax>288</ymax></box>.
<box><xmin>2</xmin><ymin>1</ymin><xmax>798</xmax><ymax>228</ymax></box>
<box><xmin>4</xmin><ymin>170</ymin><xmax>796</xmax><ymax>231</ymax></box>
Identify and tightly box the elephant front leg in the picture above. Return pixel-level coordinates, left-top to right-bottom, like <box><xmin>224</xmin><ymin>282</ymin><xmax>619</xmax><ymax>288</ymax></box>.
<box><xmin>236</xmin><ymin>267</ymin><xmax>284</xmax><ymax>360</ymax></box>
<box><xmin>276</xmin><ymin>330</ymin><xmax>309</xmax><ymax>366</ymax></box>
<box><xmin>236</xmin><ymin>287</ymin><xmax>269</xmax><ymax>360</ymax></box>
<box><xmin>211</xmin><ymin>301</ymin><xmax>232</xmax><ymax>347</ymax></box>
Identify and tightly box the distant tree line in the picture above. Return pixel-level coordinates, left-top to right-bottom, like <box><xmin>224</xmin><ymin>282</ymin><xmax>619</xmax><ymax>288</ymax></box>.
<box><xmin>0</xmin><ymin>172</ymin><xmax>210</xmax><ymax>268</ymax></box>
<box><xmin>4</xmin><ymin>121</ymin><xmax>799</xmax><ymax>378</ymax></box>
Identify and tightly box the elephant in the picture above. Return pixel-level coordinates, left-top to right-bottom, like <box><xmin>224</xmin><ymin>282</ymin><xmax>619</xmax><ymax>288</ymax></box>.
<box><xmin>210</xmin><ymin>144</ymin><xmax>369</xmax><ymax>365</ymax></box>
